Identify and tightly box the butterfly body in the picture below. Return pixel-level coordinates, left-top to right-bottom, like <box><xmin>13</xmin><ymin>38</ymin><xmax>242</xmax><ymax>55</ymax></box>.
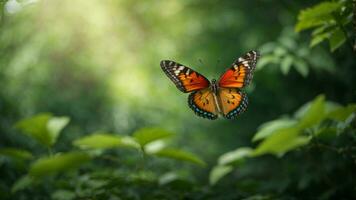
<box><xmin>161</xmin><ymin>51</ymin><xmax>260</xmax><ymax>120</ymax></box>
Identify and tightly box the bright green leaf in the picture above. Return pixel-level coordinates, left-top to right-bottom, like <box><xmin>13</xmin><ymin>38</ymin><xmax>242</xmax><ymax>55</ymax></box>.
<box><xmin>47</xmin><ymin>116</ymin><xmax>70</xmax><ymax>146</ymax></box>
<box><xmin>310</xmin><ymin>31</ymin><xmax>330</xmax><ymax>47</ymax></box>
<box><xmin>29</xmin><ymin>152</ymin><xmax>91</xmax><ymax>177</ymax></box>
<box><xmin>252</xmin><ymin>127</ymin><xmax>311</xmax><ymax>157</ymax></box>
<box><xmin>0</xmin><ymin>148</ymin><xmax>33</xmax><ymax>160</ymax></box>
<box><xmin>280</xmin><ymin>55</ymin><xmax>294</xmax><ymax>75</ymax></box>
<box><xmin>144</xmin><ymin>140</ymin><xmax>167</xmax><ymax>154</ymax></box>
<box><xmin>153</xmin><ymin>148</ymin><xmax>206</xmax><ymax>167</ymax></box>
<box><xmin>15</xmin><ymin>113</ymin><xmax>52</xmax><ymax>147</ymax></box>
<box><xmin>326</xmin><ymin>104</ymin><xmax>356</xmax><ymax>121</ymax></box>
<box><xmin>298</xmin><ymin>95</ymin><xmax>326</xmax><ymax>129</ymax></box>
<box><xmin>73</xmin><ymin>133</ymin><xmax>139</xmax><ymax>150</ymax></box>
<box><xmin>133</xmin><ymin>127</ymin><xmax>173</xmax><ymax>146</ymax></box>
<box><xmin>209</xmin><ymin>165</ymin><xmax>233</xmax><ymax>185</ymax></box>
<box><xmin>329</xmin><ymin>28</ymin><xmax>346</xmax><ymax>52</ymax></box>
<box><xmin>295</xmin><ymin>2</ymin><xmax>342</xmax><ymax>32</ymax></box>
<box><xmin>218</xmin><ymin>147</ymin><xmax>252</xmax><ymax>165</ymax></box>
<box><xmin>253</xmin><ymin>118</ymin><xmax>298</xmax><ymax>142</ymax></box>
<box><xmin>15</xmin><ymin>113</ymin><xmax>69</xmax><ymax>147</ymax></box>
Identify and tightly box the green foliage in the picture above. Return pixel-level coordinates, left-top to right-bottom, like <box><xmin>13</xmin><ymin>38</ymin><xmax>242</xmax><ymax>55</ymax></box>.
<box><xmin>15</xmin><ymin>113</ymin><xmax>69</xmax><ymax>147</ymax></box>
<box><xmin>1</xmin><ymin>0</ymin><xmax>355</xmax><ymax>199</ymax></box>
<box><xmin>258</xmin><ymin>27</ymin><xmax>335</xmax><ymax>77</ymax></box>
<box><xmin>29</xmin><ymin>152</ymin><xmax>91</xmax><ymax>177</ymax></box>
<box><xmin>153</xmin><ymin>148</ymin><xmax>206</xmax><ymax>167</ymax></box>
<box><xmin>210</xmin><ymin>94</ymin><xmax>356</xmax><ymax>185</ymax></box>
<box><xmin>295</xmin><ymin>0</ymin><xmax>353</xmax><ymax>52</ymax></box>
<box><xmin>133</xmin><ymin>127</ymin><xmax>173</xmax><ymax>147</ymax></box>
<box><xmin>0</xmin><ymin>148</ymin><xmax>33</xmax><ymax>160</ymax></box>
<box><xmin>209</xmin><ymin>165</ymin><xmax>233</xmax><ymax>185</ymax></box>
<box><xmin>73</xmin><ymin>133</ymin><xmax>139</xmax><ymax>150</ymax></box>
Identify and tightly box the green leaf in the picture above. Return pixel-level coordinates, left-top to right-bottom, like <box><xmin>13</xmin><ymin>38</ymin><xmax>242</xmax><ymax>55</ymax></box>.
<box><xmin>329</xmin><ymin>28</ymin><xmax>346</xmax><ymax>52</ymax></box>
<box><xmin>310</xmin><ymin>31</ymin><xmax>331</xmax><ymax>47</ymax></box>
<box><xmin>253</xmin><ymin>118</ymin><xmax>298</xmax><ymax>142</ymax></box>
<box><xmin>293</xmin><ymin>58</ymin><xmax>309</xmax><ymax>77</ymax></box>
<box><xmin>11</xmin><ymin>175</ymin><xmax>34</xmax><ymax>193</ymax></box>
<box><xmin>133</xmin><ymin>127</ymin><xmax>173</xmax><ymax>146</ymax></box>
<box><xmin>218</xmin><ymin>147</ymin><xmax>252</xmax><ymax>165</ymax></box>
<box><xmin>295</xmin><ymin>2</ymin><xmax>342</xmax><ymax>32</ymax></box>
<box><xmin>0</xmin><ymin>148</ymin><xmax>33</xmax><ymax>160</ymax></box>
<box><xmin>273</xmin><ymin>46</ymin><xmax>287</xmax><ymax>57</ymax></box>
<box><xmin>252</xmin><ymin>127</ymin><xmax>311</xmax><ymax>157</ymax></box>
<box><xmin>209</xmin><ymin>165</ymin><xmax>233</xmax><ymax>185</ymax></box>
<box><xmin>47</xmin><ymin>116</ymin><xmax>70</xmax><ymax>145</ymax></box>
<box><xmin>326</xmin><ymin>104</ymin><xmax>356</xmax><ymax>121</ymax></box>
<box><xmin>15</xmin><ymin>113</ymin><xmax>70</xmax><ymax>147</ymax></box>
<box><xmin>153</xmin><ymin>148</ymin><xmax>206</xmax><ymax>167</ymax></box>
<box><xmin>29</xmin><ymin>152</ymin><xmax>91</xmax><ymax>177</ymax></box>
<box><xmin>298</xmin><ymin>95</ymin><xmax>326</xmax><ymax>129</ymax></box>
<box><xmin>144</xmin><ymin>140</ymin><xmax>167</xmax><ymax>154</ymax></box>
<box><xmin>73</xmin><ymin>133</ymin><xmax>139</xmax><ymax>150</ymax></box>
<box><xmin>280</xmin><ymin>55</ymin><xmax>294</xmax><ymax>75</ymax></box>
<box><xmin>159</xmin><ymin>172</ymin><xmax>179</xmax><ymax>185</ymax></box>
<box><xmin>256</xmin><ymin>54</ymin><xmax>280</xmax><ymax>70</ymax></box>
<box><xmin>15</xmin><ymin>113</ymin><xmax>52</xmax><ymax>147</ymax></box>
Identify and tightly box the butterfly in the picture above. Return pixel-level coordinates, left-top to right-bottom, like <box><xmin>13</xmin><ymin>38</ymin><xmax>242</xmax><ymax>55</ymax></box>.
<box><xmin>160</xmin><ymin>50</ymin><xmax>260</xmax><ymax>120</ymax></box>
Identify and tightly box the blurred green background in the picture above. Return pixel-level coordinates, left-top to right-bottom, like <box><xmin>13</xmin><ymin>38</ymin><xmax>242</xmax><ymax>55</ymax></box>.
<box><xmin>0</xmin><ymin>0</ymin><xmax>355</xmax><ymax>199</ymax></box>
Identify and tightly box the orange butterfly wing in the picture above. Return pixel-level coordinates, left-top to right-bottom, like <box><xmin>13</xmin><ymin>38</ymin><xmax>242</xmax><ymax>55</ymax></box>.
<box><xmin>218</xmin><ymin>51</ymin><xmax>260</xmax><ymax>88</ymax></box>
<box><xmin>218</xmin><ymin>88</ymin><xmax>248</xmax><ymax>119</ymax></box>
<box><xmin>188</xmin><ymin>88</ymin><xmax>218</xmax><ymax>120</ymax></box>
<box><xmin>160</xmin><ymin>60</ymin><xmax>210</xmax><ymax>93</ymax></box>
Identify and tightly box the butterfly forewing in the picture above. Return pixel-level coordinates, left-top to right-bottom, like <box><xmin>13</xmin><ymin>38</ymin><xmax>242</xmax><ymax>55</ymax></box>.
<box><xmin>188</xmin><ymin>88</ymin><xmax>218</xmax><ymax>120</ymax></box>
<box><xmin>160</xmin><ymin>60</ymin><xmax>210</xmax><ymax>93</ymax></box>
<box><xmin>218</xmin><ymin>88</ymin><xmax>248</xmax><ymax>119</ymax></box>
<box><xmin>218</xmin><ymin>50</ymin><xmax>260</xmax><ymax>88</ymax></box>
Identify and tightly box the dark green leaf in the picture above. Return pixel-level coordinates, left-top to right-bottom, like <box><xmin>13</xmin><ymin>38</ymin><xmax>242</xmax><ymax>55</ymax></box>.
<box><xmin>30</xmin><ymin>152</ymin><xmax>91</xmax><ymax>177</ymax></box>
<box><xmin>0</xmin><ymin>148</ymin><xmax>33</xmax><ymax>160</ymax></box>
<box><xmin>153</xmin><ymin>148</ymin><xmax>206</xmax><ymax>167</ymax></box>
<box><xmin>11</xmin><ymin>175</ymin><xmax>34</xmax><ymax>193</ymax></box>
<box><xmin>15</xmin><ymin>113</ymin><xmax>70</xmax><ymax>147</ymax></box>
<box><xmin>329</xmin><ymin>28</ymin><xmax>346</xmax><ymax>52</ymax></box>
<box><xmin>15</xmin><ymin>113</ymin><xmax>52</xmax><ymax>147</ymax></box>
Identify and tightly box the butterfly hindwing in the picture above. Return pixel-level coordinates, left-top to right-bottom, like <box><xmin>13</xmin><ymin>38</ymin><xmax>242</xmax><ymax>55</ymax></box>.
<box><xmin>160</xmin><ymin>60</ymin><xmax>210</xmax><ymax>93</ymax></box>
<box><xmin>188</xmin><ymin>88</ymin><xmax>218</xmax><ymax>120</ymax></box>
<box><xmin>218</xmin><ymin>88</ymin><xmax>248</xmax><ymax>119</ymax></box>
<box><xmin>218</xmin><ymin>50</ymin><xmax>260</xmax><ymax>88</ymax></box>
